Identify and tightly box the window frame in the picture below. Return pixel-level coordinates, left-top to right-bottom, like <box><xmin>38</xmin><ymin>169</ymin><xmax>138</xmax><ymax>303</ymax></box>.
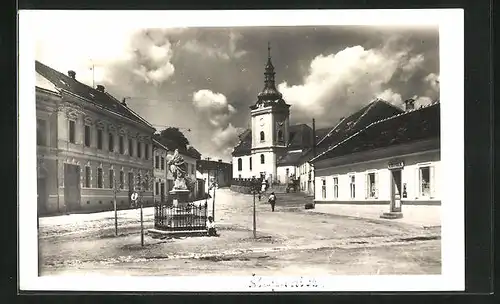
<box><xmin>36</xmin><ymin>118</ymin><xmax>47</xmax><ymax>146</ymax></box>
<box><xmin>97</xmin><ymin>167</ymin><xmax>103</xmax><ymax>189</ymax></box>
<box><xmin>332</xmin><ymin>176</ymin><xmax>339</xmax><ymax>199</ymax></box>
<box><xmin>84</xmin><ymin>125</ymin><xmax>91</xmax><ymax>147</ymax></box>
<box><xmin>260</xmin><ymin>131</ymin><xmax>265</xmax><ymax>142</ymax></box>
<box><xmin>237</xmin><ymin>158</ymin><xmax>242</xmax><ymax>171</ymax></box>
<box><xmin>109</xmin><ymin>169</ymin><xmax>114</xmax><ymax>189</ymax></box>
<box><xmin>108</xmin><ymin>132</ymin><xmax>115</xmax><ymax>152</ymax></box>
<box><xmin>97</xmin><ymin>129</ymin><xmax>103</xmax><ymax>150</ymax></box>
<box><xmin>119</xmin><ymin>171</ymin><xmax>124</xmax><ymax>189</ymax></box>
<box><xmin>349</xmin><ymin>173</ymin><xmax>356</xmax><ymax>199</ymax></box>
<box><xmin>260</xmin><ymin>154</ymin><xmax>265</xmax><ymax>164</ymax></box>
<box><xmin>68</xmin><ymin>120</ymin><xmax>76</xmax><ymax>144</ymax></box>
<box><xmin>85</xmin><ymin>166</ymin><xmax>91</xmax><ymax>188</ymax></box>
<box><xmin>119</xmin><ymin>135</ymin><xmax>124</xmax><ymax>154</ymax></box>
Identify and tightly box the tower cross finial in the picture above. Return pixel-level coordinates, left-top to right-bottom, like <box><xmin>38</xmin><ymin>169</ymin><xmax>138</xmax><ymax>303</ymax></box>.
<box><xmin>268</xmin><ymin>41</ymin><xmax>271</xmax><ymax>59</ymax></box>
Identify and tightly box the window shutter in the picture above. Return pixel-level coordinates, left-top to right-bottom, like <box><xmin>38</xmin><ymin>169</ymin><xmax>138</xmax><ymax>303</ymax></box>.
<box><xmin>430</xmin><ymin>165</ymin><xmax>436</xmax><ymax>198</ymax></box>
<box><xmin>375</xmin><ymin>172</ymin><xmax>379</xmax><ymax>199</ymax></box>
<box><xmin>365</xmin><ymin>173</ymin><xmax>369</xmax><ymax>199</ymax></box>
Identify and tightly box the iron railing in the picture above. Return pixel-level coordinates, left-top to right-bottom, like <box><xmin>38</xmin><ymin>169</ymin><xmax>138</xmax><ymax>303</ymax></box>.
<box><xmin>154</xmin><ymin>202</ymin><xmax>208</xmax><ymax>231</ymax></box>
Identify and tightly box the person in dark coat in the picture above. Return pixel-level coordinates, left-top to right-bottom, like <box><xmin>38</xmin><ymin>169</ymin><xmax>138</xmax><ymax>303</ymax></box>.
<box><xmin>268</xmin><ymin>192</ymin><xmax>276</xmax><ymax>212</ymax></box>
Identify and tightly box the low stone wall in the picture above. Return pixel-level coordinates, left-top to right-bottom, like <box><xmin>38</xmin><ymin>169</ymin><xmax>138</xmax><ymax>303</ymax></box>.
<box><xmin>230</xmin><ymin>185</ymin><xmax>252</xmax><ymax>194</ymax></box>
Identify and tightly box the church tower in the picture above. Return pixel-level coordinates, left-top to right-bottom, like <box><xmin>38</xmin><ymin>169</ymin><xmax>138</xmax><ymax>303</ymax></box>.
<box><xmin>249</xmin><ymin>42</ymin><xmax>291</xmax><ymax>183</ymax></box>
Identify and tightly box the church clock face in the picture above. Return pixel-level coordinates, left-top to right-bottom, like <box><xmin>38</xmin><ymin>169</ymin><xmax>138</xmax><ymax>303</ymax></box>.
<box><xmin>259</xmin><ymin>117</ymin><xmax>265</xmax><ymax>126</ymax></box>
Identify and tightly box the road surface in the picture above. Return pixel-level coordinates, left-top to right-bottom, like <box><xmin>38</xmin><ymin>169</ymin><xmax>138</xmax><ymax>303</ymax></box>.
<box><xmin>39</xmin><ymin>188</ymin><xmax>441</xmax><ymax>276</ymax></box>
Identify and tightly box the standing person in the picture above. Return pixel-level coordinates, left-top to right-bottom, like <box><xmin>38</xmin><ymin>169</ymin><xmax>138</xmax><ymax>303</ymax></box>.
<box><xmin>268</xmin><ymin>192</ymin><xmax>276</xmax><ymax>212</ymax></box>
<box><xmin>206</xmin><ymin>216</ymin><xmax>217</xmax><ymax>236</ymax></box>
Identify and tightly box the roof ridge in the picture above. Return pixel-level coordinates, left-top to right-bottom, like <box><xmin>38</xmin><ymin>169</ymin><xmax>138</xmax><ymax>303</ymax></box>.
<box><xmin>105</xmin><ymin>92</ymin><xmax>155</xmax><ymax>129</ymax></box>
<box><xmin>316</xmin><ymin>116</ymin><xmax>348</xmax><ymax>146</ymax></box>
<box><xmin>310</xmin><ymin>101</ymin><xmax>440</xmax><ymax>163</ymax></box>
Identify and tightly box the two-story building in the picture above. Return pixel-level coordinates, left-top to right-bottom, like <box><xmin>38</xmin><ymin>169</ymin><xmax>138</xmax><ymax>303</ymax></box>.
<box><xmin>197</xmin><ymin>159</ymin><xmax>233</xmax><ymax>190</ymax></box>
<box><xmin>36</xmin><ymin>61</ymin><xmax>156</xmax><ymax>215</ymax></box>
<box><xmin>152</xmin><ymin>138</ymin><xmax>169</xmax><ymax>203</ymax></box>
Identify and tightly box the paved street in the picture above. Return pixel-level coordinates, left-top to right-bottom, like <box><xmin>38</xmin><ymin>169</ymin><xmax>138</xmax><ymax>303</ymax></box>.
<box><xmin>39</xmin><ymin>189</ymin><xmax>441</xmax><ymax>276</ymax></box>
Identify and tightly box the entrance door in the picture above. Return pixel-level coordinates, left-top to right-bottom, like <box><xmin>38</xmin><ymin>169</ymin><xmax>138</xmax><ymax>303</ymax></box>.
<box><xmin>390</xmin><ymin>169</ymin><xmax>403</xmax><ymax>212</ymax></box>
<box><xmin>64</xmin><ymin>164</ymin><xmax>81</xmax><ymax>212</ymax></box>
<box><xmin>37</xmin><ymin>177</ymin><xmax>47</xmax><ymax>215</ymax></box>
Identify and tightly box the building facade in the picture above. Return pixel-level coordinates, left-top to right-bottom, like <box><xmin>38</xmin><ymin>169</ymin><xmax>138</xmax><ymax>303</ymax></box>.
<box><xmin>197</xmin><ymin>159</ymin><xmax>233</xmax><ymax>190</ymax></box>
<box><xmin>153</xmin><ymin>139</ymin><xmax>169</xmax><ymax>203</ymax></box>
<box><xmin>311</xmin><ymin>101</ymin><xmax>440</xmax><ymax>211</ymax></box>
<box><xmin>36</xmin><ymin>61</ymin><xmax>156</xmax><ymax>215</ymax></box>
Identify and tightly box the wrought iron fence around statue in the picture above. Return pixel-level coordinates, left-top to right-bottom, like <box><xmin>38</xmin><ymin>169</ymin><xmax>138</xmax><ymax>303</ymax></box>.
<box><xmin>154</xmin><ymin>201</ymin><xmax>208</xmax><ymax>231</ymax></box>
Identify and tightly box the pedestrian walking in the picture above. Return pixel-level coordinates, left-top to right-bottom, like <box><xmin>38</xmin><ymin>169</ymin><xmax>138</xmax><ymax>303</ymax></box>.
<box><xmin>206</xmin><ymin>216</ymin><xmax>217</xmax><ymax>236</ymax></box>
<box><xmin>268</xmin><ymin>192</ymin><xmax>276</xmax><ymax>212</ymax></box>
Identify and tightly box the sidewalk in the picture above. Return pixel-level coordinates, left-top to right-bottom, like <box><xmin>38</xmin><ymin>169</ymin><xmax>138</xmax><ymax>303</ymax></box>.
<box><xmin>311</xmin><ymin>204</ymin><xmax>441</xmax><ymax>228</ymax></box>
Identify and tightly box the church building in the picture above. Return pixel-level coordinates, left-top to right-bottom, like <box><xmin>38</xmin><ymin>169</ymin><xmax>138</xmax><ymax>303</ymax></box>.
<box><xmin>231</xmin><ymin>44</ymin><xmax>314</xmax><ymax>183</ymax></box>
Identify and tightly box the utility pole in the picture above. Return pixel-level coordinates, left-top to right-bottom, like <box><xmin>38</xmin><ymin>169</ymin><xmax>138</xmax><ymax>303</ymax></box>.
<box><xmin>113</xmin><ymin>178</ymin><xmax>119</xmax><ymax>236</ymax></box>
<box><xmin>251</xmin><ymin>177</ymin><xmax>257</xmax><ymax>239</ymax></box>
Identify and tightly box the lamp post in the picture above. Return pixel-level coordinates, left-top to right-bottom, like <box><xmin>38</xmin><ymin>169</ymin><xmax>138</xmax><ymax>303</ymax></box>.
<box><xmin>251</xmin><ymin>176</ymin><xmax>258</xmax><ymax>239</ymax></box>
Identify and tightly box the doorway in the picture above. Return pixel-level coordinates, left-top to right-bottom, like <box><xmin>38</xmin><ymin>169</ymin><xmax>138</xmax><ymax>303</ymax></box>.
<box><xmin>37</xmin><ymin>177</ymin><xmax>47</xmax><ymax>215</ymax></box>
<box><xmin>64</xmin><ymin>164</ymin><xmax>81</xmax><ymax>212</ymax></box>
<box><xmin>390</xmin><ymin>169</ymin><xmax>402</xmax><ymax>212</ymax></box>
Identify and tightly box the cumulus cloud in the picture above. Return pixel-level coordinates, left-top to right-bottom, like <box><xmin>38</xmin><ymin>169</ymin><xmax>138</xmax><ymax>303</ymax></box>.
<box><xmin>424</xmin><ymin>73</ymin><xmax>440</xmax><ymax>92</ymax></box>
<box><xmin>400</xmin><ymin>53</ymin><xmax>425</xmax><ymax>81</ymax></box>
<box><xmin>129</xmin><ymin>30</ymin><xmax>176</xmax><ymax>84</ymax></box>
<box><xmin>192</xmin><ymin>89</ymin><xmax>240</xmax><ymax>159</ymax></box>
<box><xmin>181</xmin><ymin>30</ymin><xmax>247</xmax><ymax>60</ymax></box>
<box><xmin>376</xmin><ymin>88</ymin><xmax>403</xmax><ymax>106</ymax></box>
<box><xmin>277</xmin><ymin>43</ymin><xmax>424</xmax><ymax>125</ymax></box>
<box><xmin>193</xmin><ymin>89</ymin><xmax>237</xmax><ymax>128</ymax></box>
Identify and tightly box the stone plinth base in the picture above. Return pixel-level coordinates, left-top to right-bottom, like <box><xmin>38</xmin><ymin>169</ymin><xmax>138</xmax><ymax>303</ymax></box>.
<box><xmin>148</xmin><ymin>228</ymin><xmax>208</xmax><ymax>239</ymax></box>
<box><xmin>170</xmin><ymin>189</ymin><xmax>190</xmax><ymax>207</ymax></box>
<box><xmin>380</xmin><ymin>212</ymin><xmax>403</xmax><ymax>219</ymax></box>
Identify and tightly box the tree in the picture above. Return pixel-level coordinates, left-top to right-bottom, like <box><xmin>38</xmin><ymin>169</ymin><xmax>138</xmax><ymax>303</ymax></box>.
<box><xmin>158</xmin><ymin>127</ymin><xmax>190</xmax><ymax>151</ymax></box>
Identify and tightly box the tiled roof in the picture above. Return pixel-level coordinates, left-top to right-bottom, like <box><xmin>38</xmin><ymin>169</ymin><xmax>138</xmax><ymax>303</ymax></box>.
<box><xmin>311</xmin><ymin>102</ymin><xmax>440</xmax><ymax>163</ymax></box>
<box><xmin>197</xmin><ymin>159</ymin><xmax>232</xmax><ymax>171</ymax></box>
<box><xmin>297</xmin><ymin>99</ymin><xmax>404</xmax><ymax>164</ymax></box>
<box><xmin>232</xmin><ymin>129</ymin><xmax>252</xmax><ymax>156</ymax></box>
<box><xmin>288</xmin><ymin>124</ymin><xmax>313</xmax><ymax>149</ymax></box>
<box><xmin>152</xmin><ymin>134</ymin><xmax>201</xmax><ymax>160</ymax></box>
<box><xmin>277</xmin><ymin>150</ymin><xmax>304</xmax><ymax>166</ymax></box>
<box><xmin>35</xmin><ymin>60</ymin><xmax>154</xmax><ymax>131</ymax></box>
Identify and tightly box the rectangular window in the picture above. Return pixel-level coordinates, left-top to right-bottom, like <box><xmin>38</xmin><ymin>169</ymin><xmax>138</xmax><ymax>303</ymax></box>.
<box><xmin>69</xmin><ymin>120</ymin><xmax>76</xmax><ymax>144</ymax></box>
<box><xmin>321</xmin><ymin>179</ymin><xmax>326</xmax><ymax>199</ymax></box>
<box><xmin>109</xmin><ymin>169</ymin><xmax>114</xmax><ymax>188</ymax></box>
<box><xmin>128</xmin><ymin>139</ymin><xmax>133</xmax><ymax>156</ymax></box>
<box><xmin>161</xmin><ymin>157</ymin><xmax>165</xmax><ymax>170</ymax></box>
<box><xmin>119</xmin><ymin>171</ymin><xmax>124</xmax><ymax>189</ymax></box>
<box><xmin>155</xmin><ymin>155</ymin><xmax>160</xmax><ymax>169</ymax></box>
<box><xmin>36</xmin><ymin>119</ymin><xmax>47</xmax><ymax>146</ymax></box>
<box><xmin>161</xmin><ymin>182</ymin><xmax>165</xmax><ymax>197</ymax></box>
<box><xmin>97</xmin><ymin>129</ymin><xmax>103</xmax><ymax>150</ymax></box>
<box><xmin>349</xmin><ymin>175</ymin><xmax>356</xmax><ymax>199</ymax></box>
<box><xmin>119</xmin><ymin>136</ymin><xmax>124</xmax><ymax>154</ymax></box>
<box><xmin>419</xmin><ymin>166</ymin><xmax>432</xmax><ymax>197</ymax></box>
<box><xmin>97</xmin><ymin>168</ymin><xmax>103</xmax><ymax>188</ymax></box>
<box><xmin>333</xmin><ymin>177</ymin><xmax>338</xmax><ymax>198</ymax></box>
<box><xmin>85</xmin><ymin>167</ymin><xmax>91</xmax><ymax>188</ymax></box>
<box><xmin>108</xmin><ymin>133</ymin><xmax>114</xmax><ymax>152</ymax></box>
<box><xmin>137</xmin><ymin>142</ymin><xmax>142</xmax><ymax>158</ymax></box>
<box><xmin>84</xmin><ymin>125</ymin><xmax>91</xmax><ymax>147</ymax></box>
<box><xmin>155</xmin><ymin>182</ymin><xmax>160</xmax><ymax>195</ymax></box>
<box><xmin>145</xmin><ymin>144</ymin><xmax>149</xmax><ymax>160</ymax></box>
<box><xmin>366</xmin><ymin>172</ymin><xmax>378</xmax><ymax>198</ymax></box>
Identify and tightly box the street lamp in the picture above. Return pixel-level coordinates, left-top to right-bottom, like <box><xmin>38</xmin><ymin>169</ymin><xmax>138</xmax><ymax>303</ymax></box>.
<box><xmin>250</xmin><ymin>176</ymin><xmax>259</xmax><ymax>239</ymax></box>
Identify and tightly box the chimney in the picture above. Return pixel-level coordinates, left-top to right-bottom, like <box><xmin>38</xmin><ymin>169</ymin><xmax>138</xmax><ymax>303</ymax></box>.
<box><xmin>404</xmin><ymin>98</ymin><xmax>415</xmax><ymax>111</ymax></box>
<box><xmin>68</xmin><ymin>70</ymin><xmax>76</xmax><ymax>79</ymax></box>
<box><xmin>312</xmin><ymin>118</ymin><xmax>316</xmax><ymax>157</ymax></box>
<box><xmin>96</xmin><ymin>85</ymin><xmax>105</xmax><ymax>92</ymax></box>
<box><xmin>121</xmin><ymin>98</ymin><xmax>127</xmax><ymax>106</ymax></box>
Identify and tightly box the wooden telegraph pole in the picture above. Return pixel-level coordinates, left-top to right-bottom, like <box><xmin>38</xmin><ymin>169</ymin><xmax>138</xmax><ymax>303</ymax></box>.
<box><xmin>252</xmin><ymin>177</ymin><xmax>257</xmax><ymax>239</ymax></box>
<box><xmin>113</xmin><ymin>178</ymin><xmax>119</xmax><ymax>236</ymax></box>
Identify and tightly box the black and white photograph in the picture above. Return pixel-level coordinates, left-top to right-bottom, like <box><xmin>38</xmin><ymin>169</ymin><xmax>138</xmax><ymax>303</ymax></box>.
<box><xmin>18</xmin><ymin>9</ymin><xmax>464</xmax><ymax>292</ymax></box>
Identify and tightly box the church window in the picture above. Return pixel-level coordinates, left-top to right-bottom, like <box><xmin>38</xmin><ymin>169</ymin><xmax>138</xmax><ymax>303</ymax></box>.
<box><xmin>260</xmin><ymin>154</ymin><xmax>265</xmax><ymax>164</ymax></box>
<box><xmin>237</xmin><ymin>158</ymin><xmax>242</xmax><ymax>171</ymax></box>
<box><xmin>278</xmin><ymin>130</ymin><xmax>283</xmax><ymax>142</ymax></box>
<box><xmin>260</xmin><ymin>131</ymin><xmax>265</xmax><ymax>142</ymax></box>
<box><xmin>249</xmin><ymin>157</ymin><xmax>252</xmax><ymax>171</ymax></box>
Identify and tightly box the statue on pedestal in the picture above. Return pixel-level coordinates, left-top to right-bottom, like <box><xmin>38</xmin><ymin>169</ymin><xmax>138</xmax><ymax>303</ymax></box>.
<box><xmin>167</xmin><ymin>149</ymin><xmax>188</xmax><ymax>191</ymax></box>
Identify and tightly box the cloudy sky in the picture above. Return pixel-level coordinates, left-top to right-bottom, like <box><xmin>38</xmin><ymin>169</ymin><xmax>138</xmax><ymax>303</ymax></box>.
<box><xmin>35</xmin><ymin>24</ymin><xmax>439</xmax><ymax>161</ymax></box>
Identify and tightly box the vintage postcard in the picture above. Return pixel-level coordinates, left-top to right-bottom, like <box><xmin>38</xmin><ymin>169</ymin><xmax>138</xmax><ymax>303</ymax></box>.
<box><xmin>18</xmin><ymin>9</ymin><xmax>464</xmax><ymax>292</ymax></box>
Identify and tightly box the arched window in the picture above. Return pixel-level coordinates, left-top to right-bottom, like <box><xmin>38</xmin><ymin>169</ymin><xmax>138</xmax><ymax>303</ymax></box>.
<box><xmin>260</xmin><ymin>154</ymin><xmax>265</xmax><ymax>164</ymax></box>
<box><xmin>260</xmin><ymin>131</ymin><xmax>265</xmax><ymax>141</ymax></box>
<box><xmin>278</xmin><ymin>130</ymin><xmax>283</xmax><ymax>141</ymax></box>
<box><xmin>237</xmin><ymin>158</ymin><xmax>242</xmax><ymax>171</ymax></box>
<box><xmin>249</xmin><ymin>157</ymin><xmax>252</xmax><ymax>171</ymax></box>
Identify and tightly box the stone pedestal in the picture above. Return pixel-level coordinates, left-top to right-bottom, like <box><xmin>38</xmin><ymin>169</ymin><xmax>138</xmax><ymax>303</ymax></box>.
<box><xmin>170</xmin><ymin>189</ymin><xmax>190</xmax><ymax>207</ymax></box>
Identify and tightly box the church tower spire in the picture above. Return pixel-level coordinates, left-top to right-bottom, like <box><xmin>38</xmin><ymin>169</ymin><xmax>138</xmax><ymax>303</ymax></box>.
<box><xmin>257</xmin><ymin>42</ymin><xmax>283</xmax><ymax>103</ymax></box>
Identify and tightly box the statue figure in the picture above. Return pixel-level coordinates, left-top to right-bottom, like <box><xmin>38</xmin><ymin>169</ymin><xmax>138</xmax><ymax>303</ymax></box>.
<box><xmin>167</xmin><ymin>149</ymin><xmax>188</xmax><ymax>190</ymax></box>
